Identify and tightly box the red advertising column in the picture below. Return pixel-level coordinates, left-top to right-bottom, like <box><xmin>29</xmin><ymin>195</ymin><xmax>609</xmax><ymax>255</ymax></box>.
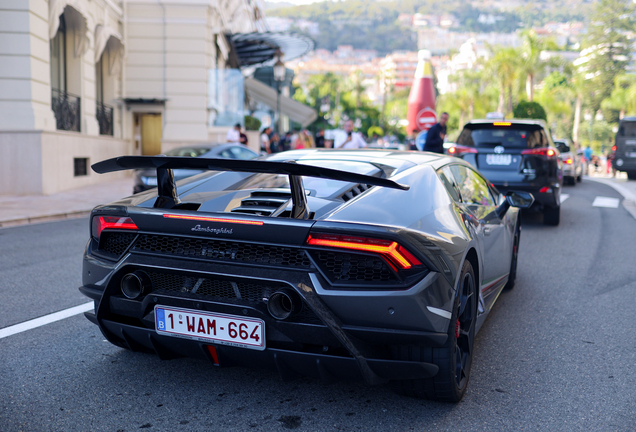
<box><xmin>406</xmin><ymin>50</ymin><xmax>437</xmax><ymax>137</ymax></box>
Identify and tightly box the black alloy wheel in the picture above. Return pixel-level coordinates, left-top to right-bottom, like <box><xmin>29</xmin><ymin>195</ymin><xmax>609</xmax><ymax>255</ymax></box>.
<box><xmin>504</xmin><ymin>222</ymin><xmax>520</xmax><ymax>290</ymax></box>
<box><xmin>389</xmin><ymin>260</ymin><xmax>477</xmax><ymax>402</ymax></box>
<box><xmin>543</xmin><ymin>204</ymin><xmax>560</xmax><ymax>226</ymax></box>
<box><xmin>453</xmin><ymin>263</ymin><xmax>476</xmax><ymax>392</ymax></box>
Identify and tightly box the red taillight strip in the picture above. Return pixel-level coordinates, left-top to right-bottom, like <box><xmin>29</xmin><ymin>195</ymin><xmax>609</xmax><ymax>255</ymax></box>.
<box><xmin>306</xmin><ymin>234</ymin><xmax>421</xmax><ymax>269</ymax></box>
<box><xmin>162</xmin><ymin>214</ymin><xmax>264</xmax><ymax>226</ymax></box>
<box><xmin>448</xmin><ymin>145</ymin><xmax>478</xmax><ymax>155</ymax></box>
<box><xmin>93</xmin><ymin>216</ymin><xmax>138</xmax><ymax>240</ymax></box>
<box><xmin>522</xmin><ymin>147</ymin><xmax>556</xmax><ymax>157</ymax></box>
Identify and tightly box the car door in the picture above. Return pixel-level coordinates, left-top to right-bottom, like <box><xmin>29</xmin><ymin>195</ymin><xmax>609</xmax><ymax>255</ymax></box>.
<box><xmin>447</xmin><ymin>164</ymin><xmax>509</xmax><ymax>309</ymax></box>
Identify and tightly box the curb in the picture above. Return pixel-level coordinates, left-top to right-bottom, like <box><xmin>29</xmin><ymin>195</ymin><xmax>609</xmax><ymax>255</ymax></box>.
<box><xmin>0</xmin><ymin>211</ymin><xmax>90</xmax><ymax>229</ymax></box>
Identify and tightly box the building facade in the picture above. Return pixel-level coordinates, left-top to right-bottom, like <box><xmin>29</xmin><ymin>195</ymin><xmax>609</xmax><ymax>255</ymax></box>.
<box><xmin>0</xmin><ymin>0</ymin><xmax>265</xmax><ymax>195</ymax></box>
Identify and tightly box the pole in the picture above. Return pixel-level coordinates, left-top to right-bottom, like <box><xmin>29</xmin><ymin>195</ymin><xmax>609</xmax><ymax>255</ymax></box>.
<box><xmin>276</xmin><ymin>80</ymin><xmax>281</xmax><ymax>135</ymax></box>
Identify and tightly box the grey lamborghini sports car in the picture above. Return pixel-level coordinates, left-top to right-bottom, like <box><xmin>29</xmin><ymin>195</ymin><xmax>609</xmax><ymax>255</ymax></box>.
<box><xmin>80</xmin><ymin>149</ymin><xmax>533</xmax><ymax>402</ymax></box>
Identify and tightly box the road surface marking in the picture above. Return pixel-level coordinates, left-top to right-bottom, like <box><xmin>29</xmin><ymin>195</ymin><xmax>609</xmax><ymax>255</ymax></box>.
<box><xmin>560</xmin><ymin>194</ymin><xmax>569</xmax><ymax>204</ymax></box>
<box><xmin>593</xmin><ymin>196</ymin><xmax>620</xmax><ymax>208</ymax></box>
<box><xmin>0</xmin><ymin>302</ymin><xmax>93</xmax><ymax>339</ymax></box>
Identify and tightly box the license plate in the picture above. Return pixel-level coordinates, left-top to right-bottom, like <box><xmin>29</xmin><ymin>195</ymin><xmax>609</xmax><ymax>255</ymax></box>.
<box><xmin>486</xmin><ymin>154</ymin><xmax>512</xmax><ymax>165</ymax></box>
<box><xmin>155</xmin><ymin>306</ymin><xmax>265</xmax><ymax>350</ymax></box>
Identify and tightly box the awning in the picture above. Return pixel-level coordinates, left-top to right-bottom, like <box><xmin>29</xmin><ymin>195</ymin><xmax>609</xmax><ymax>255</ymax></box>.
<box><xmin>49</xmin><ymin>0</ymin><xmax>90</xmax><ymax>56</ymax></box>
<box><xmin>227</xmin><ymin>32</ymin><xmax>314</xmax><ymax>68</ymax></box>
<box><xmin>95</xmin><ymin>25</ymin><xmax>124</xmax><ymax>75</ymax></box>
<box><xmin>244</xmin><ymin>78</ymin><xmax>317</xmax><ymax>127</ymax></box>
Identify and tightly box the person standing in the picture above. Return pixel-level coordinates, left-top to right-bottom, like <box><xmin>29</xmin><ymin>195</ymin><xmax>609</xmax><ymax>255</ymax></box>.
<box><xmin>226</xmin><ymin>123</ymin><xmax>241</xmax><ymax>143</ymax></box>
<box><xmin>315</xmin><ymin>129</ymin><xmax>325</xmax><ymax>148</ymax></box>
<box><xmin>423</xmin><ymin>112</ymin><xmax>449</xmax><ymax>154</ymax></box>
<box><xmin>334</xmin><ymin>119</ymin><xmax>367</xmax><ymax>149</ymax></box>
<box><xmin>260</xmin><ymin>127</ymin><xmax>271</xmax><ymax>153</ymax></box>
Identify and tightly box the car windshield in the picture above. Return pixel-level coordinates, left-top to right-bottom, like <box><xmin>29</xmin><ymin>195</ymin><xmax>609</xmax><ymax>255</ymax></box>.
<box><xmin>164</xmin><ymin>147</ymin><xmax>211</xmax><ymax>157</ymax></box>
<box><xmin>457</xmin><ymin>124</ymin><xmax>548</xmax><ymax>149</ymax></box>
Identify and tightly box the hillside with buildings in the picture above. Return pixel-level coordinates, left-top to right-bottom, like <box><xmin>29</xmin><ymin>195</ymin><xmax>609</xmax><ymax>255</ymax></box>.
<box><xmin>266</xmin><ymin>0</ymin><xmax>593</xmax><ymax>53</ymax></box>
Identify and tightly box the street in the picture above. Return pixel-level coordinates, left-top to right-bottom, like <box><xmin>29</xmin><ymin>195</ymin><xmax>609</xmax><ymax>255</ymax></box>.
<box><xmin>1</xmin><ymin>179</ymin><xmax>635</xmax><ymax>432</ymax></box>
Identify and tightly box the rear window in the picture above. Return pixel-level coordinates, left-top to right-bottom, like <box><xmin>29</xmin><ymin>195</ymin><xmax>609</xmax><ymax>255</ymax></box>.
<box><xmin>618</xmin><ymin>121</ymin><xmax>636</xmax><ymax>137</ymax></box>
<box><xmin>457</xmin><ymin>124</ymin><xmax>549</xmax><ymax>149</ymax></box>
<box><xmin>165</xmin><ymin>147</ymin><xmax>211</xmax><ymax>157</ymax></box>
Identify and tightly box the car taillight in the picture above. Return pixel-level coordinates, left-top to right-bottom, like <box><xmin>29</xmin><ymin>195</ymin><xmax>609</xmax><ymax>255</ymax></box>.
<box><xmin>564</xmin><ymin>158</ymin><xmax>573</xmax><ymax>164</ymax></box>
<box><xmin>306</xmin><ymin>233</ymin><xmax>422</xmax><ymax>270</ymax></box>
<box><xmin>612</xmin><ymin>145</ymin><xmax>617</xmax><ymax>152</ymax></box>
<box><xmin>92</xmin><ymin>216</ymin><xmax>138</xmax><ymax>240</ymax></box>
<box><xmin>522</xmin><ymin>147</ymin><xmax>557</xmax><ymax>157</ymax></box>
<box><xmin>448</xmin><ymin>145</ymin><xmax>478</xmax><ymax>156</ymax></box>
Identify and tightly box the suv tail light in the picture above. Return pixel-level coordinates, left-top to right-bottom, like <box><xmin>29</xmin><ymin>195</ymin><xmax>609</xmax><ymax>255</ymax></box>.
<box><xmin>521</xmin><ymin>147</ymin><xmax>557</xmax><ymax>158</ymax></box>
<box><xmin>447</xmin><ymin>145</ymin><xmax>478</xmax><ymax>156</ymax></box>
<box><xmin>306</xmin><ymin>233</ymin><xmax>422</xmax><ymax>270</ymax></box>
<box><xmin>564</xmin><ymin>158</ymin><xmax>573</xmax><ymax>164</ymax></box>
<box><xmin>92</xmin><ymin>216</ymin><xmax>138</xmax><ymax>240</ymax></box>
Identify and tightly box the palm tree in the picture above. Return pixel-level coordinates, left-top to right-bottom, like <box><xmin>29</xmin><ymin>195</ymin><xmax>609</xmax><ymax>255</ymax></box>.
<box><xmin>519</xmin><ymin>30</ymin><xmax>546</xmax><ymax>102</ymax></box>
<box><xmin>488</xmin><ymin>47</ymin><xmax>521</xmax><ymax>115</ymax></box>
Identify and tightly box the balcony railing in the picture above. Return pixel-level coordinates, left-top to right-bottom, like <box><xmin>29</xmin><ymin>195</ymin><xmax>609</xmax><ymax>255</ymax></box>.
<box><xmin>96</xmin><ymin>102</ymin><xmax>114</xmax><ymax>136</ymax></box>
<box><xmin>51</xmin><ymin>88</ymin><xmax>81</xmax><ymax>132</ymax></box>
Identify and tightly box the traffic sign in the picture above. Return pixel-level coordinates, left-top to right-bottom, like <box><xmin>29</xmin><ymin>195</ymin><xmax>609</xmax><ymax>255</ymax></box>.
<box><xmin>415</xmin><ymin>108</ymin><xmax>437</xmax><ymax>131</ymax></box>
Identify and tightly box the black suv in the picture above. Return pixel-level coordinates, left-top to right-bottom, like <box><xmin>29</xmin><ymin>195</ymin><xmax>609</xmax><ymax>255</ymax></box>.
<box><xmin>448</xmin><ymin>119</ymin><xmax>563</xmax><ymax>225</ymax></box>
<box><xmin>612</xmin><ymin>117</ymin><xmax>636</xmax><ymax>180</ymax></box>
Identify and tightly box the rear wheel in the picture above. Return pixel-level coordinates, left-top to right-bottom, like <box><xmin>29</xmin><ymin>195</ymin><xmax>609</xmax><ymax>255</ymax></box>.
<box><xmin>543</xmin><ymin>205</ymin><xmax>560</xmax><ymax>226</ymax></box>
<box><xmin>628</xmin><ymin>171</ymin><xmax>636</xmax><ymax>180</ymax></box>
<box><xmin>577</xmin><ymin>173</ymin><xmax>582</xmax><ymax>182</ymax></box>
<box><xmin>504</xmin><ymin>222</ymin><xmax>521</xmax><ymax>290</ymax></box>
<box><xmin>390</xmin><ymin>260</ymin><xmax>477</xmax><ymax>402</ymax></box>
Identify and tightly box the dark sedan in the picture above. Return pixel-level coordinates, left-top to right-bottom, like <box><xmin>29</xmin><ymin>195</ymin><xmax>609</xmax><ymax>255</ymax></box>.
<box><xmin>133</xmin><ymin>143</ymin><xmax>259</xmax><ymax>193</ymax></box>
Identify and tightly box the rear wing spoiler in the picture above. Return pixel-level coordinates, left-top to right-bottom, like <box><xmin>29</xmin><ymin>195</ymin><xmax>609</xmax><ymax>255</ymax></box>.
<box><xmin>92</xmin><ymin>156</ymin><xmax>409</xmax><ymax>219</ymax></box>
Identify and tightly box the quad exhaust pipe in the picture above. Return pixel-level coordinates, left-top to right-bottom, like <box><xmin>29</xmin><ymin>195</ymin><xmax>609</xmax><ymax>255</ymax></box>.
<box><xmin>267</xmin><ymin>289</ymin><xmax>302</xmax><ymax>320</ymax></box>
<box><xmin>120</xmin><ymin>271</ymin><xmax>152</xmax><ymax>299</ymax></box>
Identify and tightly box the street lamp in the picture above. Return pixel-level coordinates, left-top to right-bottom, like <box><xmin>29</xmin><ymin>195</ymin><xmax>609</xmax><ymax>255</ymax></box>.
<box><xmin>273</xmin><ymin>53</ymin><xmax>285</xmax><ymax>135</ymax></box>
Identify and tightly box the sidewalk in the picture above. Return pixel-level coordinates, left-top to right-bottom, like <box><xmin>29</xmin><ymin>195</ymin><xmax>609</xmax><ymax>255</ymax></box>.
<box><xmin>0</xmin><ymin>178</ymin><xmax>134</xmax><ymax>228</ymax></box>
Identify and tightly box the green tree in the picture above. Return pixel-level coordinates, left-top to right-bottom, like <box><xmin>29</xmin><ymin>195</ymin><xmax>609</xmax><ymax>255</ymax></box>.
<box><xmin>579</xmin><ymin>0</ymin><xmax>635</xmax><ymax>113</ymax></box>
<box><xmin>487</xmin><ymin>47</ymin><xmax>523</xmax><ymax>115</ymax></box>
<box><xmin>513</xmin><ymin>100</ymin><xmax>547</xmax><ymax>120</ymax></box>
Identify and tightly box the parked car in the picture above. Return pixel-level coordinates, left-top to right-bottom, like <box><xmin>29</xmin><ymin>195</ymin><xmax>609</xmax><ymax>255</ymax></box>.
<box><xmin>133</xmin><ymin>143</ymin><xmax>259</xmax><ymax>193</ymax></box>
<box><xmin>447</xmin><ymin>119</ymin><xmax>563</xmax><ymax>225</ymax></box>
<box><xmin>612</xmin><ymin>117</ymin><xmax>636</xmax><ymax>180</ymax></box>
<box><xmin>554</xmin><ymin>138</ymin><xmax>582</xmax><ymax>185</ymax></box>
<box><xmin>83</xmin><ymin>149</ymin><xmax>533</xmax><ymax>402</ymax></box>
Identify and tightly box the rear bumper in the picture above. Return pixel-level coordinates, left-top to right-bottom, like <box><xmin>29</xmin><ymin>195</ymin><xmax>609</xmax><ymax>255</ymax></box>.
<box><xmin>494</xmin><ymin>183</ymin><xmax>560</xmax><ymax>209</ymax></box>
<box><xmin>79</xmin><ymin>251</ymin><xmax>452</xmax><ymax>385</ymax></box>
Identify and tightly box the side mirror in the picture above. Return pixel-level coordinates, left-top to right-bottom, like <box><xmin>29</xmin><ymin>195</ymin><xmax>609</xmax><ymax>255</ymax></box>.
<box><xmin>496</xmin><ymin>191</ymin><xmax>535</xmax><ymax>218</ymax></box>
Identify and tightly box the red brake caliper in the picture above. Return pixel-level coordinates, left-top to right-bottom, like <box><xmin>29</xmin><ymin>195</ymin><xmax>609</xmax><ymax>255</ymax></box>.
<box><xmin>456</xmin><ymin>319</ymin><xmax>460</xmax><ymax>339</ymax></box>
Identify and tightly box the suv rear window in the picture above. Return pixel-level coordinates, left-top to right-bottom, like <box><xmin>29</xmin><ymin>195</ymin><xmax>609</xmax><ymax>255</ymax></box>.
<box><xmin>457</xmin><ymin>124</ymin><xmax>549</xmax><ymax>149</ymax></box>
<box><xmin>618</xmin><ymin>121</ymin><xmax>636</xmax><ymax>137</ymax></box>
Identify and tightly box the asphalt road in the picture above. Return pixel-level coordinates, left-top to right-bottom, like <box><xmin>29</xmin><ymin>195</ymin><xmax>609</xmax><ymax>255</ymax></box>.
<box><xmin>1</xmin><ymin>179</ymin><xmax>635</xmax><ymax>432</ymax></box>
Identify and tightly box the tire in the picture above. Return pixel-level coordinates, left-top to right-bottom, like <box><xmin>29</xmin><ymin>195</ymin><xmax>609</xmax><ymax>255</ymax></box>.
<box><xmin>628</xmin><ymin>171</ymin><xmax>636</xmax><ymax>180</ymax></box>
<box><xmin>504</xmin><ymin>221</ymin><xmax>521</xmax><ymax>290</ymax></box>
<box><xmin>543</xmin><ymin>205</ymin><xmax>560</xmax><ymax>226</ymax></box>
<box><xmin>577</xmin><ymin>174</ymin><xmax>582</xmax><ymax>183</ymax></box>
<box><xmin>390</xmin><ymin>260</ymin><xmax>477</xmax><ymax>402</ymax></box>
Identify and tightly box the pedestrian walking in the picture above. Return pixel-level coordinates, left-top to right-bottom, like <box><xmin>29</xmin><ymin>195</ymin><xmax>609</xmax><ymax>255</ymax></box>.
<box><xmin>423</xmin><ymin>112</ymin><xmax>449</xmax><ymax>154</ymax></box>
<box><xmin>334</xmin><ymin>119</ymin><xmax>367</xmax><ymax>149</ymax></box>
<box><xmin>315</xmin><ymin>129</ymin><xmax>325</xmax><ymax>148</ymax></box>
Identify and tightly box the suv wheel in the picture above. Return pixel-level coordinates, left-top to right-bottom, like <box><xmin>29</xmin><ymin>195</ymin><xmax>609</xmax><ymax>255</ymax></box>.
<box><xmin>628</xmin><ymin>171</ymin><xmax>636</xmax><ymax>180</ymax></box>
<box><xmin>543</xmin><ymin>205</ymin><xmax>560</xmax><ymax>226</ymax></box>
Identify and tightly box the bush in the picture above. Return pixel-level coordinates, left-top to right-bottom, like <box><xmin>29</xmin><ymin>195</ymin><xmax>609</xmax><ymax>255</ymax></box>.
<box><xmin>513</xmin><ymin>101</ymin><xmax>547</xmax><ymax>121</ymax></box>
<box><xmin>244</xmin><ymin>115</ymin><xmax>261</xmax><ymax>131</ymax></box>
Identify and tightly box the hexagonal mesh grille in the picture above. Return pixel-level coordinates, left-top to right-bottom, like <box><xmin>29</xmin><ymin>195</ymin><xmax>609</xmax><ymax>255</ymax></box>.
<box><xmin>99</xmin><ymin>232</ymin><xmax>137</xmax><ymax>256</ymax></box>
<box><xmin>145</xmin><ymin>271</ymin><xmax>323</xmax><ymax>325</ymax></box>
<box><xmin>132</xmin><ymin>235</ymin><xmax>311</xmax><ymax>268</ymax></box>
<box><xmin>310</xmin><ymin>250</ymin><xmax>397</xmax><ymax>283</ymax></box>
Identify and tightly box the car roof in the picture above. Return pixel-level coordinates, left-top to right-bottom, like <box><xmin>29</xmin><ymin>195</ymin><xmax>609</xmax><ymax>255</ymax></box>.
<box><xmin>465</xmin><ymin>118</ymin><xmax>549</xmax><ymax>127</ymax></box>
